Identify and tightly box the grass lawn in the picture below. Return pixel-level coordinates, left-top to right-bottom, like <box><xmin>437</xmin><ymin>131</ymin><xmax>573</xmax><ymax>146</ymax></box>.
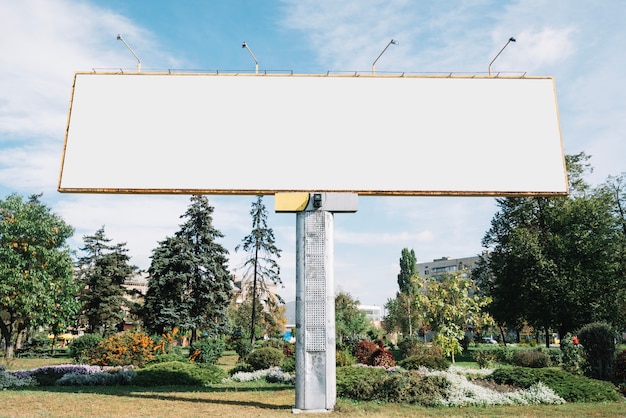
<box><xmin>1</xmin><ymin>386</ymin><xmax>624</xmax><ymax>417</ymax></box>
<box><xmin>2</xmin><ymin>353</ymin><xmax>625</xmax><ymax>417</ymax></box>
<box><xmin>1</xmin><ymin>356</ymin><xmax>72</xmax><ymax>371</ymax></box>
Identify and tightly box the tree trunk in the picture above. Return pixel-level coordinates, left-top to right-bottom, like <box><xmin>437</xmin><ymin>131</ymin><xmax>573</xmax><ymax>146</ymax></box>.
<box><xmin>499</xmin><ymin>326</ymin><xmax>507</xmax><ymax>347</ymax></box>
<box><xmin>250</xmin><ymin>244</ymin><xmax>259</xmax><ymax>345</ymax></box>
<box><xmin>0</xmin><ymin>320</ymin><xmax>14</xmax><ymax>359</ymax></box>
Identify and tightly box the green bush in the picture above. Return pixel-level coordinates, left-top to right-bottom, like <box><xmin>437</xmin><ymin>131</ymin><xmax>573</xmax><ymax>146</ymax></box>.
<box><xmin>542</xmin><ymin>347</ymin><xmax>563</xmax><ymax>366</ymax></box>
<box><xmin>398</xmin><ymin>354</ymin><xmax>450</xmax><ymax>371</ymax></box>
<box><xmin>396</xmin><ymin>343</ymin><xmax>449</xmax><ymax>370</ymax></box>
<box><xmin>489</xmin><ymin>366</ymin><xmax>621</xmax><ymax>402</ymax></box>
<box><xmin>247</xmin><ymin>347</ymin><xmax>284</xmax><ymax>371</ymax></box>
<box><xmin>397</xmin><ymin>337</ymin><xmax>423</xmax><ymax>360</ymax></box>
<box><xmin>560</xmin><ymin>332</ymin><xmax>585</xmax><ymax>374</ymax></box>
<box><xmin>56</xmin><ymin>369</ymin><xmax>136</xmax><ymax>386</ymax></box>
<box><xmin>472</xmin><ymin>348</ymin><xmax>499</xmax><ymax>368</ymax></box>
<box><xmin>16</xmin><ymin>334</ymin><xmax>51</xmax><ymax>358</ymax></box>
<box><xmin>336</xmin><ymin>348</ymin><xmax>356</xmax><ymax>367</ymax></box>
<box><xmin>614</xmin><ymin>349</ymin><xmax>626</xmax><ymax>382</ymax></box>
<box><xmin>147</xmin><ymin>353</ymin><xmax>189</xmax><ymax>365</ymax></box>
<box><xmin>69</xmin><ymin>334</ymin><xmax>102</xmax><ymax>363</ymax></box>
<box><xmin>260</xmin><ymin>338</ymin><xmax>284</xmax><ymax>350</ymax></box>
<box><xmin>577</xmin><ymin>322</ymin><xmax>616</xmax><ymax>381</ymax></box>
<box><xmin>189</xmin><ymin>337</ymin><xmax>225</xmax><ymax>365</ymax></box>
<box><xmin>133</xmin><ymin>361</ymin><xmax>226</xmax><ymax>386</ymax></box>
<box><xmin>511</xmin><ymin>349</ymin><xmax>551</xmax><ymax>368</ymax></box>
<box><xmin>233</xmin><ymin>338</ymin><xmax>254</xmax><ymax>362</ymax></box>
<box><xmin>228</xmin><ymin>363</ymin><xmax>254</xmax><ymax>376</ymax></box>
<box><xmin>0</xmin><ymin>369</ymin><xmax>35</xmax><ymax>389</ymax></box>
<box><xmin>281</xmin><ymin>356</ymin><xmax>296</xmax><ymax>373</ymax></box>
<box><xmin>336</xmin><ymin>366</ymin><xmax>449</xmax><ymax>406</ymax></box>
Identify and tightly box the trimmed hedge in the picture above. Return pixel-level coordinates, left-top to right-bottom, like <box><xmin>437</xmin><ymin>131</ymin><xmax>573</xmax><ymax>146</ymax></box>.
<box><xmin>336</xmin><ymin>366</ymin><xmax>449</xmax><ymax>406</ymax></box>
<box><xmin>247</xmin><ymin>347</ymin><xmax>284</xmax><ymax>371</ymax></box>
<box><xmin>133</xmin><ymin>361</ymin><xmax>226</xmax><ymax>386</ymax></box>
<box><xmin>489</xmin><ymin>366</ymin><xmax>621</xmax><ymax>402</ymax></box>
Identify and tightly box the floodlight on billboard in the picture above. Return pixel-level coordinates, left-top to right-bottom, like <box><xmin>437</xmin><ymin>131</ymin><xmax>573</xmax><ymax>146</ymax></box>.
<box><xmin>58</xmin><ymin>72</ymin><xmax>568</xmax><ymax>196</ymax></box>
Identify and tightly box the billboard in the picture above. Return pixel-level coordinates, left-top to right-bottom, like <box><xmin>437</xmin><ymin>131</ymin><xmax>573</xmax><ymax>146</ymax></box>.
<box><xmin>58</xmin><ymin>72</ymin><xmax>568</xmax><ymax>196</ymax></box>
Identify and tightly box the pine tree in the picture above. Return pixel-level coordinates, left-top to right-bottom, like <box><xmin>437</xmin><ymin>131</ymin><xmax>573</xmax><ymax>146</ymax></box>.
<box><xmin>143</xmin><ymin>195</ymin><xmax>231</xmax><ymax>342</ymax></box>
<box><xmin>235</xmin><ymin>196</ymin><xmax>282</xmax><ymax>343</ymax></box>
<box><xmin>78</xmin><ymin>227</ymin><xmax>136</xmax><ymax>336</ymax></box>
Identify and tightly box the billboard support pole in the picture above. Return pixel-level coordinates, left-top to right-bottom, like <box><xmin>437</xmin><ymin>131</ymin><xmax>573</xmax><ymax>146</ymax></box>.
<box><xmin>277</xmin><ymin>193</ymin><xmax>357</xmax><ymax>413</ymax></box>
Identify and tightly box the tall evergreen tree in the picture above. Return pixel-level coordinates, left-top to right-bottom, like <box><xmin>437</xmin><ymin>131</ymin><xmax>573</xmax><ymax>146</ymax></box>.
<box><xmin>78</xmin><ymin>227</ymin><xmax>136</xmax><ymax>336</ymax></box>
<box><xmin>143</xmin><ymin>195</ymin><xmax>231</xmax><ymax>341</ymax></box>
<box><xmin>235</xmin><ymin>196</ymin><xmax>282</xmax><ymax>343</ymax></box>
<box><xmin>0</xmin><ymin>193</ymin><xmax>76</xmax><ymax>358</ymax></box>
<box><xmin>397</xmin><ymin>248</ymin><xmax>417</xmax><ymax>294</ymax></box>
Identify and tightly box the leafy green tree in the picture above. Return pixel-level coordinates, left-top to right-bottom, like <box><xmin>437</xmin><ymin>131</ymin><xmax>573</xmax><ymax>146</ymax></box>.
<box><xmin>599</xmin><ymin>173</ymin><xmax>626</xmax><ymax>328</ymax></box>
<box><xmin>397</xmin><ymin>248</ymin><xmax>417</xmax><ymax>294</ymax></box>
<box><xmin>383</xmin><ymin>274</ymin><xmax>427</xmax><ymax>338</ymax></box>
<box><xmin>77</xmin><ymin>227</ymin><xmax>136</xmax><ymax>336</ymax></box>
<box><xmin>143</xmin><ymin>195</ymin><xmax>231</xmax><ymax>342</ymax></box>
<box><xmin>228</xmin><ymin>292</ymin><xmax>286</xmax><ymax>341</ymax></box>
<box><xmin>479</xmin><ymin>153</ymin><xmax>624</xmax><ymax>344</ymax></box>
<box><xmin>0</xmin><ymin>194</ymin><xmax>76</xmax><ymax>358</ymax></box>
<box><xmin>423</xmin><ymin>272</ymin><xmax>492</xmax><ymax>363</ymax></box>
<box><xmin>335</xmin><ymin>291</ymin><xmax>369</xmax><ymax>343</ymax></box>
<box><xmin>235</xmin><ymin>196</ymin><xmax>282</xmax><ymax>343</ymax></box>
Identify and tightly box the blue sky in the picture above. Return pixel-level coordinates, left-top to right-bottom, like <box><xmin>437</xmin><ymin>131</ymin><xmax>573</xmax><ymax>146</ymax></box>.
<box><xmin>1</xmin><ymin>1</ymin><xmax>625</xmax><ymax>308</ymax></box>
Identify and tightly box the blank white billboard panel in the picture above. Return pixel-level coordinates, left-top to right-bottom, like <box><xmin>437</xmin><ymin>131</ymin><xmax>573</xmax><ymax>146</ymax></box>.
<box><xmin>59</xmin><ymin>73</ymin><xmax>568</xmax><ymax>196</ymax></box>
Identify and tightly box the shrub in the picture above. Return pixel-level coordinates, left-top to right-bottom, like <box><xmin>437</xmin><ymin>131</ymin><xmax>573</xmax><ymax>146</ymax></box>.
<box><xmin>542</xmin><ymin>347</ymin><xmax>563</xmax><ymax>366</ymax></box>
<box><xmin>189</xmin><ymin>337</ymin><xmax>225</xmax><ymax>365</ymax></box>
<box><xmin>354</xmin><ymin>340</ymin><xmax>378</xmax><ymax>364</ymax></box>
<box><xmin>0</xmin><ymin>369</ymin><xmax>36</xmax><ymax>389</ymax></box>
<box><xmin>577</xmin><ymin>321</ymin><xmax>616</xmax><ymax>380</ymax></box>
<box><xmin>336</xmin><ymin>348</ymin><xmax>355</xmax><ymax>367</ymax></box>
<box><xmin>282</xmin><ymin>342</ymin><xmax>295</xmax><ymax>358</ymax></box>
<box><xmin>260</xmin><ymin>338</ymin><xmax>284</xmax><ymax>350</ymax></box>
<box><xmin>11</xmin><ymin>364</ymin><xmax>102</xmax><ymax>386</ymax></box>
<box><xmin>233</xmin><ymin>338</ymin><xmax>254</xmax><ymax>362</ymax></box>
<box><xmin>228</xmin><ymin>363</ymin><xmax>254</xmax><ymax>376</ymax></box>
<box><xmin>69</xmin><ymin>334</ymin><xmax>102</xmax><ymax>363</ymax></box>
<box><xmin>560</xmin><ymin>332</ymin><xmax>585</xmax><ymax>374</ymax></box>
<box><xmin>147</xmin><ymin>353</ymin><xmax>188</xmax><ymax>365</ymax></box>
<box><xmin>265</xmin><ymin>368</ymin><xmax>295</xmax><ymax>384</ymax></box>
<box><xmin>281</xmin><ymin>356</ymin><xmax>296</xmax><ymax>373</ymax></box>
<box><xmin>87</xmin><ymin>331</ymin><xmax>155</xmax><ymax>367</ymax></box>
<box><xmin>371</xmin><ymin>346</ymin><xmax>396</xmax><ymax>368</ymax></box>
<box><xmin>336</xmin><ymin>366</ymin><xmax>449</xmax><ymax>406</ymax></box>
<box><xmin>614</xmin><ymin>349</ymin><xmax>626</xmax><ymax>382</ymax></box>
<box><xmin>489</xmin><ymin>366</ymin><xmax>621</xmax><ymax>402</ymax></box>
<box><xmin>228</xmin><ymin>367</ymin><xmax>294</xmax><ymax>384</ymax></box>
<box><xmin>511</xmin><ymin>349</ymin><xmax>551</xmax><ymax>368</ymax></box>
<box><xmin>397</xmin><ymin>337</ymin><xmax>423</xmax><ymax>360</ymax></box>
<box><xmin>396</xmin><ymin>344</ymin><xmax>449</xmax><ymax>370</ymax></box>
<box><xmin>56</xmin><ymin>369</ymin><xmax>136</xmax><ymax>386</ymax></box>
<box><xmin>398</xmin><ymin>354</ymin><xmax>450</xmax><ymax>371</ymax></box>
<box><xmin>133</xmin><ymin>361</ymin><xmax>226</xmax><ymax>386</ymax></box>
<box><xmin>247</xmin><ymin>347</ymin><xmax>284</xmax><ymax>371</ymax></box>
<box><xmin>16</xmin><ymin>334</ymin><xmax>51</xmax><ymax>358</ymax></box>
<box><xmin>472</xmin><ymin>348</ymin><xmax>499</xmax><ymax>368</ymax></box>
